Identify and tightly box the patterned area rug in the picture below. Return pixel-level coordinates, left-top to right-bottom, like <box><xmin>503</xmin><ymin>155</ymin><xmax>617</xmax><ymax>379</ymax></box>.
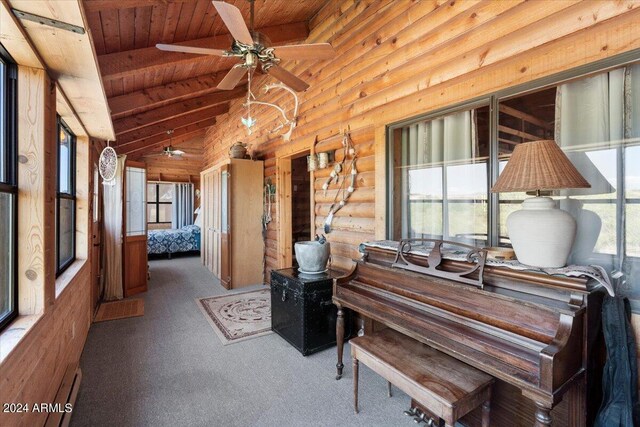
<box><xmin>94</xmin><ymin>299</ymin><xmax>144</xmax><ymax>323</ymax></box>
<box><xmin>197</xmin><ymin>289</ymin><xmax>272</xmax><ymax>345</ymax></box>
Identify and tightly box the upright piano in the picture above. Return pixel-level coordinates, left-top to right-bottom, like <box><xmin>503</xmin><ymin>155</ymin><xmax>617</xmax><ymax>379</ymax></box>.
<box><xmin>333</xmin><ymin>241</ymin><xmax>605</xmax><ymax>426</ymax></box>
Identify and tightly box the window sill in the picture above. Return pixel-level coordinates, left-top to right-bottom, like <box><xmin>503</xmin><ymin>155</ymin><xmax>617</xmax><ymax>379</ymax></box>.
<box><xmin>0</xmin><ymin>313</ymin><xmax>43</xmax><ymax>364</ymax></box>
<box><xmin>55</xmin><ymin>258</ymin><xmax>88</xmax><ymax>299</ymax></box>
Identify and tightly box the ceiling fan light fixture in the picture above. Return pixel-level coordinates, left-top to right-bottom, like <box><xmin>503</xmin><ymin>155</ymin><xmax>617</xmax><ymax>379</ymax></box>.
<box><xmin>155</xmin><ymin>1</ymin><xmax>335</xmax><ymax>93</ymax></box>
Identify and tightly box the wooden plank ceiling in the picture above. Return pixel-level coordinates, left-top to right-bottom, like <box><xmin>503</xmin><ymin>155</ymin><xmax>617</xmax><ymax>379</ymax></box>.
<box><xmin>83</xmin><ymin>0</ymin><xmax>326</xmax><ymax>159</ymax></box>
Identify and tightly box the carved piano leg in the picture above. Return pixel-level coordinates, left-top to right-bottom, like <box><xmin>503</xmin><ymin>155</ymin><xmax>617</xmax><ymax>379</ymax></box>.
<box><xmin>353</xmin><ymin>357</ymin><xmax>359</xmax><ymax>414</ymax></box>
<box><xmin>336</xmin><ymin>306</ymin><xmax>345</xmax><ymax>380</ymax></box>
<box><xmin>534</xmin><ymin>403</ymin><xmax>553</xmax><ymax>427</ymax></box>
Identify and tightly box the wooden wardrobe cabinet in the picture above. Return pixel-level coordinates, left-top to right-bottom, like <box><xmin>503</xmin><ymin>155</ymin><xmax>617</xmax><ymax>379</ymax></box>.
<box><xmin>201</xmin><ymin>159</ymin><xmax>264</xmax><ymax>289</ymax></box>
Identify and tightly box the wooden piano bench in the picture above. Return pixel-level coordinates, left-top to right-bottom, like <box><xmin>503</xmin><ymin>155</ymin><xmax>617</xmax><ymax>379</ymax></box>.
<box><xmin>350</xmin><ymin>328</ymin><xmax>494</xmax><ymax>427</ymax></box>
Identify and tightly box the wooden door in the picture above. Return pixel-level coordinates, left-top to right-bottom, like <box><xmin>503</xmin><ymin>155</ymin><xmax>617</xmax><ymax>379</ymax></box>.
<box><xmin>202</xmin><ymin>169</ymin><xmax>216</xmax><ymax>274</ymax></box>
<box><xmin>201</xmin><ymin>170</ymin><xmax>210</xmax><ymax>269</ymax></box>
<box><xmin>219</xmin><ymin>164</ymin><xmax>231</xmax><ymax>289</ymax></box>
<box><xmin>123</xmin><ymin>161</ymin><xmax>148</xmax><ymax>297</ymax></box>
<box><xmin>211</xmin><ymin>169</ymin><xmax>220</xmax><ymax>278</ymax></box>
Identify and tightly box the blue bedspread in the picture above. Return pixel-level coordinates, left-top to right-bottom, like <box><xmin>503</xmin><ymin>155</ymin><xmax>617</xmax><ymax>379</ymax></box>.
<box><xmin>147</xmin><ymin>225</ymin><xmax>201</xmax><ymax>255</ymax></box>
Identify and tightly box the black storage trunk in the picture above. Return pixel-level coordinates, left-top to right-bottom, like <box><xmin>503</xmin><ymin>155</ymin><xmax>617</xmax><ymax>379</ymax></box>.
<box><xmin>271</xmin><ymin>268</ymin><xmax>345</xmax><ymax>356</ymax></box>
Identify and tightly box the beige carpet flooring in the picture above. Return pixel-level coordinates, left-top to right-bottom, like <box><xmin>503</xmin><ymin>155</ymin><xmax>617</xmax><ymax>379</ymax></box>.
<box><xmin>71</xmin><ymin>256</ymin><xmax>412</xmax><ymax>427</ymax></box>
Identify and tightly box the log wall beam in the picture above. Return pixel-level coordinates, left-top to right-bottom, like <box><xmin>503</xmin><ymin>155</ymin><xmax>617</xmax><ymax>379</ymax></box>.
<box><xmin>83</xmin><ymin>0</ymin><xmax>196</xmax><ymax>13</ymax></box>
<box><xmin>113</xmin><ymin>89</ymin><xmax>237</xmax><ymax>135</ymax></box>
<box><xmin>116</xmin><ymin>104</ymin><xmax>230</xmax><ymax>145</ymax></box>
<box><xmin>98</xmin><ymin>21</ymin><xmax>309</xmax><ymax>81</ymax></box>
<box><xmin>120</xmin><ymin>126</ymin><xmax>209</xmax><ymax>156</ymax></box>
<box><xmin>108</xmin><ymin>72</ymin><xmax>244</xmax><ymax>118</ymax></box>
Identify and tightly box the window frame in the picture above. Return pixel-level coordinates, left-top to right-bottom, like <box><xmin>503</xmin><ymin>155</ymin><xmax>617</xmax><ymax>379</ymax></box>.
<box><xmin>386</xmin><ymin>48</ymin><xmax>640</xmax><ymax>309</ymax></box>
<box><xmin>146</xmin><ymin>182</ymin><xmax>172</xmax><ymax>225</ymax></box>
<box><xmin>56</xmin><ymin>117</ymin><xmax>76</xmax><ymax>276</ymax></box>
<box><xmin>387</xmin><ymin>48</ymin><xmax>640</xmax><ymax>247</ymax></box>
<box><xmin>0</xmin><ymin>43</ymin><xmax>18</xmax><ymax>331</ymax></box>
<box><xmin>386</xmin><ymin>96</ymin><xmax>493</xmax><ymax>242</ymax></box>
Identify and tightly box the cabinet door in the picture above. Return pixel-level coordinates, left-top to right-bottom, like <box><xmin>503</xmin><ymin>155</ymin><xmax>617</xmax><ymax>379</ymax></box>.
<box><xmin>219</xmin><ymin>164</ymin><xmax>231</xmax><ymax>288</ymax></box>
<box><xmin>202</xmin><ymin>172</ymin><xmax>210</xmax><ymax>271</ymax></box>
<box><xmin>211</xmin><ymin>170</ymin><xmax>219</xmax><ymax>278</ymax></box>
<box><xmin>202</xmin><ymin>172</ymin><xmax>210</xmax><ymax>270</ymax></box>
<box><xmin>123</xmin><ymin>161</ymin><xmax>147</xmax><ymax>296</ymax></box>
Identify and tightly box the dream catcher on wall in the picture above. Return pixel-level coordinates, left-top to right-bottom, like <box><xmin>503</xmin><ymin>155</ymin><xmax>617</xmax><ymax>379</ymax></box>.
<box><xmin>322</xmin><ymin>131</ymin><xmax>358</xmax><ymax>233</ymax></box>
<box><xmin>99</xmin><ymin>141</ymin><xmax>118</xmax><ymax>186</ymax></box>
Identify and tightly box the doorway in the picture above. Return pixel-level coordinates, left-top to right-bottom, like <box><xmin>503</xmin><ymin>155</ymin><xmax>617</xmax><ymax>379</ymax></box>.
<box><xmin>290</xmin><ymin>155</ymin><xmax>312</xmax><ymax>268</ymax></box>
<box><xmin>276</xmin><ymin>149</ymin><xmax>313</xmax><ymax>268</ymax></box>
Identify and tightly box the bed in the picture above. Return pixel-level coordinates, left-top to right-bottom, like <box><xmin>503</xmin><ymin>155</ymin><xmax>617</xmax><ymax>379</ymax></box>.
<box><xmin>147</xmin><ymin>225</ymin><xmax>201</xmax><ymax>256</ymax></box>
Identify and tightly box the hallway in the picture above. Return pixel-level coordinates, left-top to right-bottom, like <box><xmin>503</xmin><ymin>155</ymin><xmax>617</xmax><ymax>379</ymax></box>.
<box><xmin>71</xmin><ymin>257</ymin><xmax>408</xmax><ymax>426</ymax></box>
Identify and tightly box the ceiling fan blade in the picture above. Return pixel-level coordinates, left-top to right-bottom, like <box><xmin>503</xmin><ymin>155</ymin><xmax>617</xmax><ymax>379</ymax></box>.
<box><xmin>212</xmin><ymin>1</ymin><xmax>253</xmax><ymax>46</ymax></box>
<box><xmin>265</xmin><ymin>64</ymin><xmax>309</xmax><ymax>92</ymax></box>
<box><xmin>217</xmin><ymin>66</ymin><xmax>248</xmax><ymax>90</ymax></box>
<box><xmin>272</xmin><ymin>43</ymin><xmax>336</xmax><ymax>61</ymax></box>
<box><xmin>156</xmin><ymin>43</ymin><xmax>226</xmax><ymax>56</ymax></box>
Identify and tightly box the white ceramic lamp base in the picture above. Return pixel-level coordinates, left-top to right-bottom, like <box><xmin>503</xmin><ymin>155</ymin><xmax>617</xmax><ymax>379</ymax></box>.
<box><xmin>506</xmin><ymin>197</ymin><xmax>576</xmax><ymax>268</ymax></box>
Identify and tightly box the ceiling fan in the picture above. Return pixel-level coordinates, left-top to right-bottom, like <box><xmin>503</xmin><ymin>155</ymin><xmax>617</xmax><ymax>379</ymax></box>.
<box><xmin>156</xmin><ymin>0</ymin><xmax>336</xmax><ymax>92</ymax></box>
<box><xmin>145</xmin><ymin>130</ymin><xmax>195</xmax><ymax>159</ymax></box>
<box><xmin>146</xmin><ymin>145</ymin><xmax>190</xmax><ymax>159</ymax></box>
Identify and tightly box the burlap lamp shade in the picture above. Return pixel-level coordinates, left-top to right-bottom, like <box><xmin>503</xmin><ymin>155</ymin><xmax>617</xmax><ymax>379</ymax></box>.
<box><xmin>491</xmin><ymin>140</ymin><xmax>590</xmax><ymax>193</ymax></box>
<box><xmin>491</xmin><ymin>140</ymin><xmax>590</xmax><ymax>268</ymax></box>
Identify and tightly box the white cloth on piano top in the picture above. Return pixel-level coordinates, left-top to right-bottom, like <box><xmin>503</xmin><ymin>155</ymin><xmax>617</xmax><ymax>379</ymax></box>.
<box><xmin>360</xmin><ymin>240</ymin><xmax>615</xmax><ymax>297</ymax></box>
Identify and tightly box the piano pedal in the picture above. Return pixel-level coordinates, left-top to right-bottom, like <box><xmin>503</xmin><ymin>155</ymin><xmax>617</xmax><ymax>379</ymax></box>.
<box><xmin>404</xmin><ymin>406</ymin><xmax>438</xmax><ymax>426</ymax></box>
<box><xmin>404</xmin><ymin>408</ymin><xmax>418</xmax><ymax>417</ymax></box>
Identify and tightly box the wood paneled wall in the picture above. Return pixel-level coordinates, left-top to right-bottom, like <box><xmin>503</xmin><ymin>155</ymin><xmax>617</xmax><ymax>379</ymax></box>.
<box><xmin>141</xmin><ymin>134</ymin><xmax>204</xmax><ymax>190</ymax></box>
<box><xmin>0</xmin><ymin>266</ymin><xmax>91</xmax><ymax>426</ymax></box>
<box><xmin>0</xmin><ymin>65</ymin><xmax>92</xmax><ymax>427</ymax></box>
<box><xmin>202</xmin><ymin>0</ymin><xmax>640</xmax><ymax>281</ymax></box>
<box><xmin>143</xmin><ymin>155</ymin><xmax>202</xmax><ymax>186</ymax></box>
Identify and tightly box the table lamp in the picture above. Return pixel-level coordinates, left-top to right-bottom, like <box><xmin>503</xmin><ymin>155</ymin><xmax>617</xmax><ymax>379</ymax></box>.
<box><xmin>491</xmin><ymin>140</ymin><xmax>590</xmax><ymax>268</ymax></box>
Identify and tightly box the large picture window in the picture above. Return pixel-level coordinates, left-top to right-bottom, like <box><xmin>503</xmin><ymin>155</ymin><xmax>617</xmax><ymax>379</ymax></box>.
<box><xmin>0</xmin><ymin>44</ymin><xmax>17</xmax><ymax>330</ymax></box>
<box><xmin>388</xmin><ymin>102</ymin><xmax>490</xmax><ymax>247</ymax></box>
<box><xmin>388</xmin><ymin>57</ymin><xmax>640</xmax><ymax>309</ymax></box>
<box><xmin>56</xmin><ymin>118</ymin><xmax>76</xmax><ymax>275</ymax></box>
<box><xmin>147</xmin><ymin>183</ymin><xmax>173</xmax><ymax>224</ymax></box>
<box><xmin>496</xmin><ymin>63</ymin><xmax>640</xmax><ymax>301</ymax></box>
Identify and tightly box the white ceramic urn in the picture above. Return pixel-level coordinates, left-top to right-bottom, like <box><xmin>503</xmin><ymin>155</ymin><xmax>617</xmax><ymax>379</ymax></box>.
<box><xmin>506</xmin><ymin>197</ymin><xmax>576</xmax><ymax>268</ymax></box>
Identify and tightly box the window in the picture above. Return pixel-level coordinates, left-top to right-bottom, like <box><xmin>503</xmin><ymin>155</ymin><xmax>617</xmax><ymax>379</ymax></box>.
<box><xmin>387</xmin><ymin>57</ymin><xmax>640</xmax><ymax>309</ymax></box>
<box><xmin>126</xmin><ymin>166</ymin><xmax>146</xmax><ymax>236</ymax></box>
<box><xmin>147</xmin><ymin>183</ymin><xmax>173</xmax><ymax>224</ymax></box>
<box><xmin>93</xmin><ymin>165</ymin><xmax>100</xmax><ymax>223</ymax></box>
<box><xmin>56</xmin><ymin>118</ymin><xmax>76</xmax><ymax>275</ymax></box>
<box><xmin>496</xmin><ymin>63</ymin><xmax>640</xmax><ymax>302</ymax></box>
<box><xmin>0</xmin><ymin>44</ymin><xmax>17</xmax><ymax>330</ymax></box>
<box><xmin>388</xmin><ymin>102</ymin><xmax>490</xmax><ymax>247</ymax></box>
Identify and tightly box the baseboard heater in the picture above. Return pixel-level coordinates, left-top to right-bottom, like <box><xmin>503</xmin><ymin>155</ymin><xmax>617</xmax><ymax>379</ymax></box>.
<box><xmin>45</xmin><ymin>364</ymin><xmax>82</xmax><ymax>427</ymax></box>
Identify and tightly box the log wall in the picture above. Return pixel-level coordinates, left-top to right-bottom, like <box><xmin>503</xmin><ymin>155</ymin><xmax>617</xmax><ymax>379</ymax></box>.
<box><xmin>203</xmin><ymin>0</ymin><xmax>640</xmax><ymax>280</ymax></box>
